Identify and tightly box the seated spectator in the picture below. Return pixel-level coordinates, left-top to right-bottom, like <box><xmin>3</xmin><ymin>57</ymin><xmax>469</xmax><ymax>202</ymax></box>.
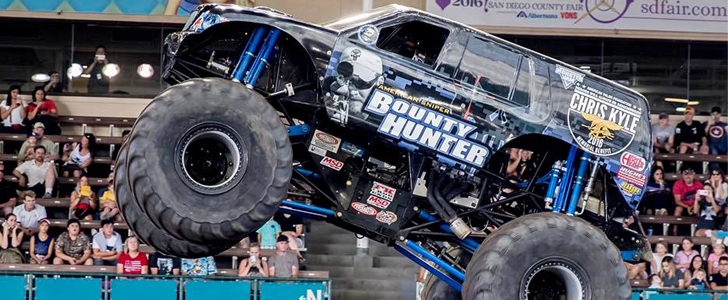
<box><xmin>707</xmin><ymin>106</ymin><xmax>727</xmax><ymax>157</ymax></box>
<box><xmin>53</xmin><ymin>219</ymin><xmax>93</xmax><ymax>265</ymax></box>
<box><xmin>20</xmin><ymin>135</ymin><xmax>37</xmax><ymax>165</ymax></box>
<box><xmin>70</xmin><ymin>176</ymin><xmax>97</xmax><ymax>220</ymax></box>
<box><xmin>708</xmin><ymin>242</ymin><xmax>728</xmax><ymax>275</ymax></box>
<box><xmin>44</xmin><ymin>71</ymin><xmax>63</xmax><ymax>94</ymax></box>
<box><xmin>675</xmin><ymin>238</ymin><xmax>699</xmax><ymax>271</ymax></box>
<box><xmin>238</xmin><ymin>243</ymin><xmax>269</xmax><ymax>277</ymax></box>
<box><xmin>17</xmin><ymin>122</ymin><xmax>59</xmax><ymax>163</ymax></box>
<box><xmin>110</xmin><ymin>129</ymin><xmax>131</xmax><ymax>163</ymax></box>
<box><xmin>29</xmin><ymin>218</ymin><xmax>54</xmax><ymax>264</ymax></box>
<box><xmin>695</xmin><ymin>184</ymin><xmax>720</xmax><ymax>237</ymax></box>
<box><xmin>651</xmin><ymin>241</ymin><xmax>673</xmax><ymax>275</ymax></box>
<box><xmin>685</xmin><ymin>255</ymin><xmax>706</xmax><ymax>280</ymax></box>
<box><xmin>660</xmin><ymin>256</ymin><xmax>686</xmax><ymax>289</ymax></box>
<box><xmin>117</xmin><ymin>236</ymin><xmax>148</xmax><ymax>275</ymax></box>
<box><xmin>26</xmin><ymin>87</ymin><xmax>60</xmax><ymax>135</ymax></box>
<box><xmin>150</xmin><ymin>252</ymin><xmax>181</xmax><ymax>275</ymax></box>
<box><xmin>92</xmin><ymin>219</ymin><xmax>123</xmax><ymax>266</ymax></box>
<box><xmin>268</xmin><ymin>235</ymin><xmax>299</xmax><ymax>278</ymax></box>
<box><xmin>641</xmin><ymin>274</ymin><xmax>662</xmax><ymax>299</ymax></box>
<box><xmin>98</xmin><ymin>172</ymin><xmax>120</xmax><ymax>221</ymax></box>
<box><xmin>1</xmin><ymin>85</ymin><xmax>26</xmax><ymax>134</ymax></box>
<box><xmin>61</xmin><ymin>133</ymin><xmax>95</xmax><ymax>178</ymax></box>
<box><xmin>688</xmin><ymin>268</ymin><xmax>709</xmax><ymax>290</ymax></box>
<box><xmin>641</xmin><ymin>167</ymin><xmax>671</xmax><ymax>216</ymax></box>
<box><xmin>711</xmin><ymin>257</ymin><xmax>728</xmax><ymax>290</ymax></box>
<box><xmin>275</xmin><ymin>213</ymin><xmax>305</xmax><ymax>260</ymax></box>
<box><xmin>0</xmin><ymin>163</ymin><xmax>18</xmax><ymax>217</ymax></box>
<box><xmin>709</xmin><ymin>169</ymin><xmax>728</xmax><ymax>206</ymax></box>
<box><xmin>675</xmin><ymin>107</ymin><xmax>709</xmax><ymax>154</ymax></box>
<box><xmin>181</xmin><ymin>256</ymin><xmax>217</xmax><ymax>276</ymax></box>
<box><xmin>0</xmin><ymin>213</ymin><xmax>25</xmax><ymax>263</ymax></box>
<box><xmin>652</xmin><ymin>113</ymin><xmax>675</xmax><ymax>155</ymax></box>
<box><xmin>13</xmin><ymin>145</ymin><xmax>57</xmax><ymax>198</ymax></box>
<box><xmin>672</xmin><ymin>167</ymin><xmax>704</xmax><ymax>234</ymax></box>
<box><xmin>257</xmin><ymin>217</ymin><xmax>281</xmax><ymax>249</ymax></box>
<box><xmin>12</xmin><ymin>191</ymin><xmax>47</xmax><ymax>236</ymax></box>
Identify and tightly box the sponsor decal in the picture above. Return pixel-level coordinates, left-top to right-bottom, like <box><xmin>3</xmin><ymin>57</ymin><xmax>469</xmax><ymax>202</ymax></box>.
<box><xmin>311</xmin><ymin>130</ymin><xmax>341</xmax><ymax>153</ymax></box>
<box><xmin>370</xmin><ymin>181</ymin><xmax>397</xmax><ymax>201</ymax></box>
<box><xmin>555</xmin><ymin>65</ymin><xmax>585</xmax><ymax>90</ymax></box>
<box><xmin>367</xmin><ymin>195</ymin><xmax>391</xmax><ymax>210</ymax></box>
<box><xmin>351</xmin><ymin>202</ymin><xmax>377</xmax><ymax>216</ymax></box>
<box><xmin>618</xmin><ymin>166</ymin><xmax>647</xmax><ymax>187</ymax></box>
<box><xmin>190</xmin><ymin>11</ymin><xmax>229</xmax><ymax>33</ymax></box>
<box><xmin>620</xmin><ymin>152</ymin><xmax>646</xmax><ymax>172</ymax></box>
<box><xmin>341</xmin><ymin>141</ymin><xmax>364</xmax><ymax>158</ymax></box>
<box><xmin>567</xmin><ymin>82</ymin><xmax>641</xmax><ymax>156</ymax></box>
<box><xmin>376</xmin><ymin>210</ymin><xmax>398</xmax><ymax>225</ymax></box>
<box><xmin>308</xmin><ymin>144</ymin><xmax>327</xmax><ymax>157</ymax></box>
<box><xmin>320</xmin><ymin>156</ymin><xmax>344</xmax><ymax>171</ymax></box>
<box><xmin>620</xmin><ymin>182</ymin><xmax>642</xmax><ymax>197</ymax></box>
<box><xmin>376</xmin><ymin>85</ymin><xmax>453</xmax><ymax>115</ymax></box>
<box><xmin>365</xmin><ymin>87</ymin><xmax>490</xmax><ymax>167</ymax></box>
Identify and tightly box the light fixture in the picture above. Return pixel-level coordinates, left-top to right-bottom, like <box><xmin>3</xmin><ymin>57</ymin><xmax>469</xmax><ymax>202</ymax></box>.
<box><xmin>136</xmin><ymin>64</ymin><xmax>154</xmax><ymax>78</ymax></box>
<box><xmin>687</xmin><ymin>101</ymin><xmax>700</xmax><ymax>106</ymax></box>
<box><xmin>67</xmin><ymin>63</ymin><xmax>83</xmax><ymax>78</ymax></box>
<box><xmin>665</xmin><ymin>97</ymin><xmax>689</xmax><ymax>103</ymax></box>
<box><xmin>31</xmin><ymin>73</ymin><xmax>50</xmax><ymax>83</ymax></box>
<box><xmin>676</xmin><ymin>107</ymin><xmax>686</xmax><ymax>112</ymax></box>
<box><xmin>102</xmin><ymin>63</ymin><xmax>120</xmax><ymax>78</ymax></box>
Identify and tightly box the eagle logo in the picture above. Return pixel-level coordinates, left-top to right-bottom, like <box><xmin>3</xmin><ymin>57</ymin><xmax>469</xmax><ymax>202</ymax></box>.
<box><xmin>580</xmin><ymin>112</ymin><xmax>623</xmax><ymax>140</ymax></box>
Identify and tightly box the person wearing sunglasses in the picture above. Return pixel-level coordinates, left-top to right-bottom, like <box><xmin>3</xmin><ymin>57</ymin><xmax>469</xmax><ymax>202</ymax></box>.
<box><xmin>708</xmin><ymin>169</ymin><xmax>728</xmax><ymax>204</ymax></box>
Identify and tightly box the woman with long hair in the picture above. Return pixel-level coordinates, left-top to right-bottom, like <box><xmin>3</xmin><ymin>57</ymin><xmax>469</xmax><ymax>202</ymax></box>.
<box><xmin>0</xmin><ymin>85</ymin><xmax>26</xmax><ymax>133</ymax></box>
<box><xmin>70</xmin><ymin>176</ymin><xmax>97</xmax><ymax>220</ymax></box>
<box><xmin>685</xmin><ymin>254</ymin><xmax>706</xmax><ymax>280</ymax></box>
<box><xmin>26</xmin><ymin>86</ymin><xmax>60</xmax><ymax>134</ymax></box>
<box><xmin>117</xmin><ymin>236</ymin><xmax>148</xmax><ymax>275</ymax></box>
<box><xmin>660</xmin><ymin>256</ymin><xmax>686</xmax><ymax>289</ymax></box>
<box><xmin>651</xmin><ymin>241</ymin><xmax>673</xmax><ymax>275</ymax></box>
<box><xmin>640</xmin><ymin>166</ymin><xmax>671</xmax><ymax>216</ymax></box>
<box><xmin>0</xmin><ymin>213</ymin><xmax>26</xmax><ymax>263</ymax></box>
<box><xmin>62</xmin><ymin>133</ymin><xmax>95</xmax><ymax>178</ymax></box>
<box><xmin>238</xmin><ymin>242</ymin><xmax>269</xmax><ymax>277</ymax></box>
<box><xmin>710</xmin><ymin>169</ymin><xmax>728</xmax><ymax>204</ymax></box>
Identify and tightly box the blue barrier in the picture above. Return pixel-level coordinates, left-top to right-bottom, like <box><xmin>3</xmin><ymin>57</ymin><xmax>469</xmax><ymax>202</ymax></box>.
<box><xmin>186</xmin><ymin>280</ymin><xmax>252</xmax><ymax>300</ymax></box>
<box><xmin>0</xmin><ymin>276</ymin><xmax>25</xmax><ymax>300</ymax></box>
<box><xmin>260</xmin><ymin>281</ymin><xmax>326</xmax><ymax>300</ymax></box>
<box><xmin>111</xmin><ymin>279</ymin><xmax>177</xmax><ymax>300</ymax></box>
<box><xmin>650</xmin><ymin>294</ymin><xmax>712</xmax><ymax>300</ymax></box>
<box><xmin>36</xmin><ymin>277</ymin><xmax>102</xmax><ymax>300</ymax></box>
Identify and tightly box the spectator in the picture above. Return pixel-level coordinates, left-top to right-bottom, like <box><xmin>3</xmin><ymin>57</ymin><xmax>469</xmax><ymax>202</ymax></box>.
<box><xmin>12</xmin><ymin>191</ymin><xmax>47</xmax><ymax>236</ymax></box>
<box><xmin>84</xmin><ymin>46</ymin><xmax>110</xmax><ymax>94</ymax></box>
<box><xmin>20</xmin><ymin>135</ymin><xmax>37</xmax><ymax>165</ymax></box>
<box><xmin>651</xmin><ymin>241</ymin><xmax>673</xmax><ymax>275</ymax></box>
<box><xmin>257</xmin><ymin>217</ymin><xmax>281</xmax><ymax>249</ymax></box>
<box><xmin>675</xmin><ymin>107</ymin><xmax>709</xmax><ymax>154</ymax></box>
<box><xmin>29</xmin><ymin>218</ymin><xmax>54</xmax><ymax>264</ymax></box>
<box><xmin>672</xmin><ymin>167</ymin><xmax>704</xmax><ymax>234</ymax></box>
<box><xmin>1</xmin><ymin>85</ymin><xmax>26</xmax><ymax>133</ymax></box>
<box><xmin>13</xmin><ymin>145</ymin><xmax>57</xmax><ymax>198</ymax></box>
<box><xmin>641</xmin><ymin>167</ymin><xmax>671</xmax><ymax>216</ymax></box>
<box><xmin>70</xmin><ymin>176</ymin><xmax>97</xmax><ymax>220</ymax></box>
<box><xmin>110</xmin><ymin>129</ymin><xmax>131</xmax><ymax>163</ymax></box>
<box><xmin>660</xmin><ymin>256</ymin><xmax>686</xmax><ymax>289</ymax></box>
<box><xmin>17</xmin><ymin>122</ymin><xmax>59</xmax><ymax>163</ymax></box>
<box><xmin>685</xmin><ymin>255</ymin><xmax>706</xmax><ymax>280</ymax></box>
<box><xmin>26</xmin><ymin>87</ymin><xmax>60</xmax><ymax>135</ymax></box>
<box><xmin>708</xmin><ymin>242</ymin><xmax>728</xmax><ymax>275</ymax></box>
<box><xmin>92</xmin><ymin>219</ymin><xmax>123</xmax><ymax>266</ymax></box>
<box><xmin>675</xmin><ymin>238</ymin><xmax>700</xmax><ymax>271</ymax></box>
<box><xmin>709</xmin><ymin>169</ymin><xmax>728</xmax><ymax>205</ymax></box>
<box><xmin>44</xmin><ymin>71</ymin><xmax>63</xmax><ymax>93</ymax></box>
<box><xmin>238</xmin><ymin>243</ymin><xmax>268</xmax><ymax>277</ymax></box>
<box><xmin>707</xmin><ymin>106</ymin><xmax>727</xmax><ymax>157</ymax></box>
<box><xmin>268</xmin><ymin>235</ymin><xmax>299</xmax><ymax>278</ymax></box>
<box><xmin>0</xmin><ymin>163</ymin><xmax>18</xmax><ymax>217</ymax></box>
<box><xmin>275</xmin><ymin>213</ymin><xmax>305</xmax><ymax>255</ymax></box>
<box><xmin>61</xmin><ymin>133</ymin><xmax>95</xmax><ymax>178</ymax></box>
<box><xmin>53</xmin><ymin>219</ymin><xmax>93</xmax><ymax>265</ymax></box>
<box><xmin>688</xmin><ymin>268</ymin><xmax>709</xmax><ymax>290</ymax></box>
<box><xmin>641</xmin><ymin>274</ymin><xmax>662</xmax><ymax>298</ymax></box>
<box><xmin>117</xmin><ymin>236</ymin><xmax>148</xmax><ymax>275</ymax></box>
<box><xmin>710</xmin><ymin>256</ymin><xmax>728</xmax><ymax>290</ymax></box>
<box><xmin>652</xmin><ymin>112</ymin><xmax>675</xmax><ymax>154</ymax></box>
<box><xmin>181</xmin><ymin>256</ymin><xmax>217</xmax><ymax>276</ymax></box>
<box><xmin>150</xmin><ymin>252</ymin><xmax>181</xmax><ymax>275</ymax></box>
<box><xmin>694</xmin><ymin>184</ymin><xmax>720</xmax><ymax>237</ymax></box>
<box><xmin>98</xmin><ymin>172</ymin><xmax>120</xmax><ymax>221</ymax></box>
<box><xmin>0</xmin><ymin>213</ymin><xmax>25</xmax><ymax>263</ymax></box>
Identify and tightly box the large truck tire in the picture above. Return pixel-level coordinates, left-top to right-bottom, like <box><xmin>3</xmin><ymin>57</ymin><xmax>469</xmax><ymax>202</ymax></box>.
<box><xmin>116</xmin><ymin>144</ymin><xmax>236</xmax><ymax>257</ymax></box>
<box><xmin>125</xmin><ymin>78</ymin><xmax>292</xmax><ymax>246</ymax></box>
<box><xmin>462</xmin><ymin>213</ymin><xmax>630</xmax><ymax>300</ymax></box>
<box><xmin>421</xmin><ymin>247</ymin><xmax>471</xmax><ymax>300</ymax></box>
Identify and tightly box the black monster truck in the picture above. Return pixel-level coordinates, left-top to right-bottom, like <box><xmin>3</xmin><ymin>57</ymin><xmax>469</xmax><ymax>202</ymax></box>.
<box><xmin>116</xmin><ymin>4</ymin><xmax>654</xmax><ymax>299</ymax></box>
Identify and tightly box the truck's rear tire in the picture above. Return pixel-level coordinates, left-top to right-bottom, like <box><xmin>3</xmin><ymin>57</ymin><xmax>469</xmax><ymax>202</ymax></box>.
<box><xmin>126</xmin><ymin>78</ymin><xmax>292</xmax><ymax>246</ymax></box>
<box><xmin>462</xmin><ymin>213</ymin><xmax>630</xmax><ymax>300</ymax></box>
<box><xmin>421</xmin><ymin>247</ymin><xmax>471</xmax><ymax>300</ymax></box>
<box><xmin>116</xmin><ymin>144</ymin><xmax>236</xmax><ymax>258</ymax></box>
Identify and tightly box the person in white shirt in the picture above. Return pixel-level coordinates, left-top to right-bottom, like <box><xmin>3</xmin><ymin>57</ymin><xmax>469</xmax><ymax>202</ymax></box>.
<box><xmin>12</xmin><ymin>191</ymin><xmax>47</xmax><ymax>236</ymax></box>
<box><xmin>13</xmin><ymin>145</ymin><xmax>57</xmax><ymax>198</ymax></box>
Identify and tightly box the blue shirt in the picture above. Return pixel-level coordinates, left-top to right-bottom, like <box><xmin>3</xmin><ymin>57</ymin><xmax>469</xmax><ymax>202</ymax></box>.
<box><xmin>256</xmin><ymin>220</ymin><xmax>281</xmax><ymax>249</ymax></box>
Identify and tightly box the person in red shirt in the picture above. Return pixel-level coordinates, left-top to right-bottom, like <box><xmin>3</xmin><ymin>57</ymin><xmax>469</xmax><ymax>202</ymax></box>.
<box><xmin>673</xmin><ymin>167</ymin><xmax>704</xmax><ymax>235</ymax></box>
<box><xmin>117</xmin><ymin>236</ymin><xmax>148</xmax><ymax>275</ymax></box>
<box><xmin>26</xmin><ymin>87</ymin><xmax>60</xmax><ymax>135</ymax></box>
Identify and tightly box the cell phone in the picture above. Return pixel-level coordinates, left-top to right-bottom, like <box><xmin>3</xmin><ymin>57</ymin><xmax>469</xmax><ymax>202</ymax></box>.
<box><xmin>95</xmin><ymin>54</ymin><xmax>106</xmax><ymax>61</ymax></box>
<box><xmin>81</xmin><ymin>185</ymin><xmax>92</xmax><ymax>197</ymax></box>
<box><xmin>697</xmin><ymin>190</ymin><xmax>709</xmax><ymax>197</ymax></box>
<box><xmin>250</xmin><ymin>256</ymin><xmax>256</xmax><ymax>263</ymax></box>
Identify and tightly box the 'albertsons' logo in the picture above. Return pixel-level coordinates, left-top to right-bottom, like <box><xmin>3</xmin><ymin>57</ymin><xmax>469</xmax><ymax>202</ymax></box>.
<box><xmin>517</xmin><ymin>11</ymin><xmax>528</xmax><ymax>18</ymax></box>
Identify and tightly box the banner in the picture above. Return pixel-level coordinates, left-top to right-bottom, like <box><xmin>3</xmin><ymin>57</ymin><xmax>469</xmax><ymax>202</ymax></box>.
<box><xmin>0</xmin><ymin>0</ymin><xmax>253</xmax><ymax>16</ymax></box>
<box><xmin>426</xmin><ymin>0</ymin><xmax>727</xmax><ymax>33</ymax></box>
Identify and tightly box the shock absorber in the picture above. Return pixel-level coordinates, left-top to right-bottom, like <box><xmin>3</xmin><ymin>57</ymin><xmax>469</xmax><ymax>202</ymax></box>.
<box><xmin>544</xmin><ymin>160</ymin><xmax>563</xmax><ymax>210</ymax></box>
<box><xmin>576</xmin><ymin>158</ymin><xmax>600</xmax><ymax>216</ymax></box>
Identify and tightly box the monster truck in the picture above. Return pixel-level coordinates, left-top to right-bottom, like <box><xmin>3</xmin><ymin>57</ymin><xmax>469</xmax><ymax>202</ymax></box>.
<box><xmin>115</xmin><ymin>4</ymin><xmax>654</xmax><ymax>299</ymax></box>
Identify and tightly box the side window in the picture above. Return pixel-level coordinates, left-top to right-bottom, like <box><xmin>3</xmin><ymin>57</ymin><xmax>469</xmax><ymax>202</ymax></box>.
<box><xmin>511</xmin><ymin>57</ymin><xmax>532</xmax><ymax>107</ymax></box>
<box><xmin>375</xmin><ymin>20</ymin><xmax>449</xmax><ymax>66</ymax></box>
<box><xmin>457</xmin><ymin>36</ymin><xmax>525</xmax><ymax>105</ymax></box>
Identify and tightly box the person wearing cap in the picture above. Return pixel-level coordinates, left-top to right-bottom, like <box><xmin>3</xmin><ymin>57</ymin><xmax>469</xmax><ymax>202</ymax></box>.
<box><xmin>652</xmin><ymin>113</ymin><xmax>675</xmax><ymax>155</ymax></box>
<box><xmin>12</xmin><ymin>191</ymin><xmax>47</xmax><ymax>236</ymax></box>
<box><xmin>673</xmin><ymin>166</ymin><xmax>705</xmax><ymax>235</ymax></box>
<box><xmin>267</xmin><ymin>235</ymin><xmax>299</xmax><ymax>278</ymax></box>
<box><xmin>707</xmin><ymin>106</ymin><xmax>727</xmax><ymax>157</ymax></box>
<box><xmin>13</xmin><ymin>145</ymin><xmax>57</xmax><ymax>198</ymax></box>
<box><xmin>29</xmin><ymin>218</ymin><xmax>54</xmax><ymax>264</ymax></box>
<box><xmin>17</xmin><ymin>122</ymin><xmax>59</xmax><ymax>162</ymax></box>
<box><xmin>92</xmin><ymin>219</ymin><xmax>123</xmax><ymax>266</ymax></box>
<box><xmin>53</xmin><ymin>219</ymin><xmax>93</xmax><ymax>265</ymax></box>
<box><xmin>0</xmin><ymin>162</ymin><xmax>17</xmax><ymax>217</ymax></box>
<box><xmin>675</xmin><ymin>107</ymin><xmax>709</xmax><ymax>154</ymax></box>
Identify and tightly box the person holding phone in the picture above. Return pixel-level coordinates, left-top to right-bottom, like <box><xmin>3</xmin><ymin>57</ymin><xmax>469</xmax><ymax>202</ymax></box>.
<box><xmin>1</xmin><ymin>85</ymin><xmax>26</xmax><ymax>133</ymax></box>
<box><xmin>83</xmin><ymin>45</ymin><xmax>110</xmax><ymax>94</ymax></box>
<box><xmin>238</xmin><ymin>243</ymin><xmax>268</xmax><ymax>277</ymax></box>
<box><xmin>70</xmin><ymin>176</ymin><xmax>97</xmax><ymax>220</ymax></box>
<box><xmin>695</xmin><ymin>184</ymin><xmax>719</xmax><ymax>237</ymax></box>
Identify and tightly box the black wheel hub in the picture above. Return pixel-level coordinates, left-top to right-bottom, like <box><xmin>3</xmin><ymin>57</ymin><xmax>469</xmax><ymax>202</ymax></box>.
<box><xmin>521</xmin><ymin>258</ymin><xmax>590</xmax><ymax>300</ymax></box>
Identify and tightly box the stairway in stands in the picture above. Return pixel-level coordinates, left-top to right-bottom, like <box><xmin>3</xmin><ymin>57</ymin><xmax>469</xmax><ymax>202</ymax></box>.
<box><xmin>305</xmin><ymin>221</ymin><xmax>419</xmax><ymax>300</ymax></box>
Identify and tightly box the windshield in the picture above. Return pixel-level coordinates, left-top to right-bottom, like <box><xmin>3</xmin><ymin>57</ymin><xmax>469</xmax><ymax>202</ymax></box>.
<box><xmin>323</xmin><ymin>5</ymin><xmax>399</xmax><ymax>30</ymax></box>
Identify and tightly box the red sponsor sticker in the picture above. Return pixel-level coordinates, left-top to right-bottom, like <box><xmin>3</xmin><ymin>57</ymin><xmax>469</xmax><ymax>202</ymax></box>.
<box><xmin>316</xmin><ymin>132</ymin><xmax>338</xmax><ymax>144</ymax></box>
<box><xmin>617</xmin><ymin>166</ymin><xmax>647</xmax><ymax>187</ymax></box>
<box><xmin>376</xmin><ymin>211</ymin><xmax>397</xmax><ymax>225</ymax></box>
<box><xmin>370</xmin><ymin>182</ymin><xmax>397</xmax><ymax>201</ymax></box>
<box><xmin>367</xmin><ymin>195</ymin><xmax>391</xmax><ymax>210</ymax></box>
<box><xmin>351</xmin><ymin>202</ymin><xmax>377</xmax><ymax>216</ymax></box>
<box><xmin>620</xmin><ymin>152</ymin><xmax>646</xmax><ymax>172</ymax></box>
<box><xmin>320</xmin><ymin>156</ymin><xmax>344</xmax><ymax>171</ymax></box>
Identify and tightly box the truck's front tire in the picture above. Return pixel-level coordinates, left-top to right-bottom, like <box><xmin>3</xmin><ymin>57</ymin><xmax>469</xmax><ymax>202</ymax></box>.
<box><xmin>125</xmin><ymin>78</ymin><xmax>292</xmax><ymax>247</ymax></box>
<box><xmin>462</xmin><ymin>213</ymin><xmax>630</xmax><ymax>300</ymax></box>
